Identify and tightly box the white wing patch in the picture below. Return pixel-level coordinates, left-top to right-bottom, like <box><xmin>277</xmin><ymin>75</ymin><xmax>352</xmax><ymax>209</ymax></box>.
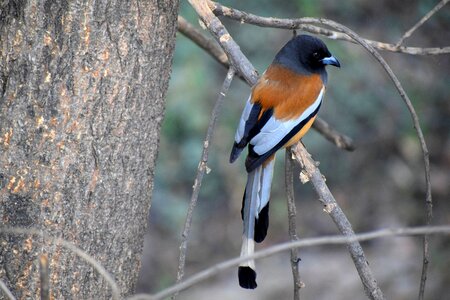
<box><xmin>250</xmin><ymin>87</ymin><xmax>325</xmax><ymax>155</ymax></box>
<box><xmin>235</xmin><ymin>95</ymin><xmax>253</xmax><ymax>143</ymax></box>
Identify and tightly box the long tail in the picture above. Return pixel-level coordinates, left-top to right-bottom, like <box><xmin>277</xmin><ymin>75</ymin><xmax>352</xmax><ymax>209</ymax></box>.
<box><xmin>238</xmin><ymin>159</ymin><xmax>275</xmax><ymax>289</ymax></box>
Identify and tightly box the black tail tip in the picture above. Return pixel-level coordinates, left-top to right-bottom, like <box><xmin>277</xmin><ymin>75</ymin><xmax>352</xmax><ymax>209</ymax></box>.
<box><xmin>230</xmin><ymin>143</ymin><xmax>244</xmax><ymax>163</ymax></box>
<box><xmin>238</xmin><ymin>266</ymin><xmax>257</xmax><ymax>289</ymax></box>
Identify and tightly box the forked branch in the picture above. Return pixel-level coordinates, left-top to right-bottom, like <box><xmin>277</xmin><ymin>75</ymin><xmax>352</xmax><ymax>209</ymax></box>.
<box><xmin>203</xmin><ymin>3</ymin><xmax>434</xmax><ymax>298</ymax></box>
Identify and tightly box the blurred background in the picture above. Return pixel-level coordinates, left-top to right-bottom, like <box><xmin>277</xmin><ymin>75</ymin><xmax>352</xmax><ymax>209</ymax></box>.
<box><xmin>137</xmin><ymin>0</ymin><xmax>450</xmax><ymax>299</ymax></box>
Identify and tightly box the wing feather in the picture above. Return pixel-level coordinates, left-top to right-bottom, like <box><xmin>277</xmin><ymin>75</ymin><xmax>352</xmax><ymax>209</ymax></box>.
<box><xmin>251</xmin><ymin>87</ymin><xmax>324</xmax><ymax>155</ymax></box>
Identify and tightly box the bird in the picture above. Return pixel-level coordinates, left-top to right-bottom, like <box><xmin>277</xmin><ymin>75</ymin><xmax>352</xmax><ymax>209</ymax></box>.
<box><xmin>230</xmin><ymin>34</ymin><xmax>340</xmax><ymax>289</ymax></box>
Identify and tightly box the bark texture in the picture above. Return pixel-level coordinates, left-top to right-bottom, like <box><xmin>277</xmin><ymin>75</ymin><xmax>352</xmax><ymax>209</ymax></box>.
<box><xmin>0</xmin><ymin>0</ymin><xmax>178</xmax><ymax>298</ymax></box>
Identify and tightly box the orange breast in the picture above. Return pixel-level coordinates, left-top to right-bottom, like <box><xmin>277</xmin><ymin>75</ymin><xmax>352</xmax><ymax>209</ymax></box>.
<box><xmin>251</xmin><ymin>64</ymin><xmax>324</xmax><ymax>120</ymax></box>
<box><xmin>284</xmin><ymin>116</ymin><xmax>317</xmax><ymax>147</ymax></box>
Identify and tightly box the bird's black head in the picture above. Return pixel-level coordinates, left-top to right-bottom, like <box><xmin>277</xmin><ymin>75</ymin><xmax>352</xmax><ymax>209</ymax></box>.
<box><xmin>273</xmin><ymin>34</ymin><xmax>340</xmax><ymax>75</ymax></box>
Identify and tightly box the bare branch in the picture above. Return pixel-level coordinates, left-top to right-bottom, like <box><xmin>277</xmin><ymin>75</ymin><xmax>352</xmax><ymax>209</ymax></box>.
<box><xmin>183</xmin><ymin>1</ymin><xmax>436</xmax><ymax>299</ymax></box>
<box><xmin>285</xmin><ymin>148</ymin><xmax>303</xmax><ymax>300</ymax></box>
<box><xmin>0</xmin><ymin>227</ymin><xmax>120</xmax><ymax>300</ymax></box>
<box><xmin>396</xmin><ymin>0</ymin><xmax>450</xmax><ymax>47</ymax></box>
<box><xmin>0</xmin><ymin>280</ymin><xmax>16</xmax><ymax>300</ymax></box>
<box><xmin>173</xmin><ymin>67</ymin><xmax>235</xmax><ymax>298</ymax></box>
<box><xmin>129</xmin><ymin>225</ymin><xmax>450</xmax><ymax>300</ymax></box>
<box><xmin>292</xmin><ymin>143</ymin><xmax>385</xmax><ymax>300</ymax></box>
<box><xmin>178</xmin><ymin>12</ymin><xmax>355</xmax><ymax>151</ymax></box>
<box><xmin>206</xmin><ymin>5</ymin><xmax>434</xmax><ymax>297</ymax></box>
<box><xmin>40</xmin><ymin>254</ymin><xmax>50</xmax><ymax>300</ymax></box>
<box><xmin>312</xmin><ymin>118</ymin><xmax>355</xmax><ymax>151</ymax></box>
<box><xmin>210</xmin><ymin>1</ymin><xmax>450</xmax><ymax>55</ymax></box>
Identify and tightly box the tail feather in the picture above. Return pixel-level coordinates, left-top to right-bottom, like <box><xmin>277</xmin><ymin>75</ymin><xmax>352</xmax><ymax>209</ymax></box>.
<box><xmin>239</xmin><ymin>159</ymin><xmax>275</xmax><ymax>288</ymax></box>
<box><xmin>238</xmin><ymin>266</ymin><xmax>257</xmax><ymax>289</ymax></box>
<box><xmin>254</xmin><ymin>159</ymin><xmax>274</xmax><ymax>242</ymax></box>
<box><xmin>254</xmin><ymin>202</ymin><xmax>269</xmax><ymax>243</ymax></box>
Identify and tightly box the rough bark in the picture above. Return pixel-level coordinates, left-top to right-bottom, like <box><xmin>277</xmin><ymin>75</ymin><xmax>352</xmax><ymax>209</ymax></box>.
<box><xmin>0</xmin><ymin>0</ymin><xmax>178</xmax><ymax>298</ymax></box>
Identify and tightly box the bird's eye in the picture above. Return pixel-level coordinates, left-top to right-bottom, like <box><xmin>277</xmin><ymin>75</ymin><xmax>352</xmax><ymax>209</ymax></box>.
<box><xmin>312</xmin><ymin>52</ymin><xmax>320</xmax><ymax>59</ymax></box>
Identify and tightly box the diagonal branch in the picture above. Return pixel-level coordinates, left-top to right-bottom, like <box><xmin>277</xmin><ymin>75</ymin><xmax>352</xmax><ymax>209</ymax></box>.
<box><xmin>128</xmin><ymin>225</ymin><xmax>450</xmax><ymax>300</ymax></box>
<box><xmin>172</xmin><ymin>67</ymin><xmax>235</xmax><ymax>298</ymax></box>
<box><xmin>292</xmin><ymin>143</ymin><xmax>385</xmax><ymax>299</ymax></box>
<box><xmin>395</xmin><ymin>0</ymin><xmax>450</xmax><ymax>47</ymax></box>
<box><xmin>210</xmin><ymin>1</ymin><xmax>450</xmax><ymax>55</ymax></box>
<box><xmin>312</xmin><ymin>118</ymin><xmax>355</xmax><ymax>151</ymax></box>
<box><xmin>205</xmin><ymin>5</ymin><xmax>433</xmax><ymax>298</ymax></box>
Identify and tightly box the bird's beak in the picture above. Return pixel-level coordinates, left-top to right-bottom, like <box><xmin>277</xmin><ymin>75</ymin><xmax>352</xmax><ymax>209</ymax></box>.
<box><xmin>321</xmin><ymin>56</ymin><xmax>340</xmax><ymax>68</ymax></box>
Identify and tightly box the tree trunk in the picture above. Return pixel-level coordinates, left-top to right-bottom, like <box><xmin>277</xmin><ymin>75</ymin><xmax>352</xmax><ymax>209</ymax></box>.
<box><xmin>0</xmin><ymin>0</ymin><xmax>178</xmax><ymax>298</ymax></box>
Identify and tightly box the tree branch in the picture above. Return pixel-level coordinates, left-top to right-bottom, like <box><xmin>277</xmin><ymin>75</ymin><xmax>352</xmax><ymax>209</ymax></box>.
<box><xmin>210</xmin><ymin>1</ymin><xmax>450</xmax><ymax>55</ymax></box>
<box><xmin>173</xmin><ymin>67</ymin><xmax>235</xmax><ymax>298</ymax></box>
<box><xmin>129</xmin><ymin>225</ymin><xmax>450</xmax><ymax>300</ymax></box>
<box><xmin>396</xmin><ymin>0</ymin><xmax>450</xmax><ymax>47</ymax></box>
<box><xmin>312</xmin><ymin>118</ymin><xmax>355</xmax><ymax>151</ymax></box>
<box><xmin>180</xmin><ymin>1</ymin><xmax>438</xmax><ymax>299</ymax></box>
<box><xmin>205</xmin><ymin>5</ymin><xmax>434</xmax><ymax>297</ymax></box>
<box><xmin>0</xmin><ymin>227</ymin><xmax>120</xmax><ymax>300</ymax></box>
<box><xmin>285</xmin><ymin>148</ymin><xmax>303</xmax><ymax>300</ymax></box>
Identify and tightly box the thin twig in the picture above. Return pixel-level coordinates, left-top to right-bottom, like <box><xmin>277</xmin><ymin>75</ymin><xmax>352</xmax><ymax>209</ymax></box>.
<box><xmin>128</xmin><ymin>225</ymin><xmax>450</xmax><ymax>300</ymax></box>
<box><xmin>40</xmin><ymin>254</ymin><xmax>50</xmax><ymax>300</ymax></box>
<box><xmin>0</xmin><ymin>280</ymin><xmax>16</xmax><ymax>300</ymax></box>
<box><xmin>210</xmin><ymin>1</ymin><xmax>450</xmax><ymax>55</ymax></box>
<box><xmin>206</xmin><ymin>6</ymin><xmax>434</xmax><ymax>297</ymax></box>
<box><xmin>172</xmin><ymin>67</ymin><xmax>235</xmax><ymax>298</ymax></box>
<box><xmin>0</xmin><ymin>227</ymin><xmax>120</xmax><ymax>300</ymax></box>
<box><xmin>396</xmin><ymin>0</ymin><xmax>450</xmax><ymax>47</ymax></box>
<box><xmin>312</xmin><ymin>118</ymin><xmax>355</xmax><ymax>151</ymax></box>
<box><xmin>292</xmin><ymin>143</ymin><xmax>385</xmax><ymax>300</ymax></box>
<box><xmin>285</xmin><ymin>148</ymin><xmax>303</xmax><ymax>300</ymax></box>
<box><xmin>178</xmin><ymin>11</ymin><xmax>355</xmax><ymax>151</ymax></box>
